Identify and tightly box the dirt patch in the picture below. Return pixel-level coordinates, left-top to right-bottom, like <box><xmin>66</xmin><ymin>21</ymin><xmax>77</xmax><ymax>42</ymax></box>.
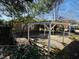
<box><xmin>16</xmin><ymin>38</ymin><xmax>30</xmax><ymax>45</ymax></box>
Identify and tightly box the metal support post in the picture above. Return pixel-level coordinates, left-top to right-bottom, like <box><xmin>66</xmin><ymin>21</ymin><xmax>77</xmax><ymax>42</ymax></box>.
<box><xmin>68</xmin><ymin>24</ymin><xmax>71</xmax><ymax>37</ymax></box>
<box><xmin>63</xmin><ymin>26</ymin><xmax>65</xmax><ymax>43</ymax></box>
<box><xmin>44</xmin><ymin>25</ymin><xmax>46</xmax><ymax>36</ymax></box>
<box><xmin>48</xmin><ymin>24</ymin><xmax>51</xmax><ymax>57</ymax></box>
<box><xmin>28</xmin><ymin>24</ymin><xmax>30</xmax><ymax>40</ymax></box>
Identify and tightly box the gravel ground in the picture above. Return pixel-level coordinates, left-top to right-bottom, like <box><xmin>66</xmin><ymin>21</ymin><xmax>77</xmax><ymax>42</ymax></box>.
<box><xmin>37</xmin><ymin>35</ymin><xmax>73</xmax><ymax>50</ymax></box>
<box><xmin>15</xmin><ymin>34</ymin><xmax>73</xmax><ymax>50</ymax></box>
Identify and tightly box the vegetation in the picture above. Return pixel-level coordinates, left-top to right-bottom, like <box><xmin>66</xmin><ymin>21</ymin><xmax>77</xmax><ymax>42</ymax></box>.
<box><xmin>4</xmin><ymin>44</ymin><xmax>48</xmax><ymax>59</ymax></box>
<box><xmin>8</xmin><ymin>16</ymin><xmax>36</xmax><ymax>25</ymax></box>
<box><xmin>0</xmin><ymin>0</ymin><xmax>63</xmax><ymax>18</ymax></box>
<box><xmin>0</xmin><ymin>19</ymin><xmax>4</xmax><ymax>25</ymax></box>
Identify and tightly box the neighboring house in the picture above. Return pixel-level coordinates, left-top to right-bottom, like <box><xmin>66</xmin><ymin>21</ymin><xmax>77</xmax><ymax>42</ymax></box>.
<box><xmin>13</xmin><ymin>23</ymin><xmax>35</xmax><ymax>32</ymax></box>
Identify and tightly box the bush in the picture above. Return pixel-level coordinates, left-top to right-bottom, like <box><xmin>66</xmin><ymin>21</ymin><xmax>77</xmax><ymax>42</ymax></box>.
<box><xmin>7</xmin><ymin>44</ymin><xmax>47</xmax><ymax>59</ymax></box>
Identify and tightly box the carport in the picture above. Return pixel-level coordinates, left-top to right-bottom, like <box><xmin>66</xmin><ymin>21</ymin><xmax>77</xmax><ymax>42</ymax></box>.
<box><xmin>27</xmin><ymin>22</ymin><xmax>71</xmax><ymax>55</ymax></box>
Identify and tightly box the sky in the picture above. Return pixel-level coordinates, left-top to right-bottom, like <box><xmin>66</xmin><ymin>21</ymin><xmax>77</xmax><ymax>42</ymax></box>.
<box><xmin>0</xmin><ymin>0</ymin><xmax>79</xmax><ymax>21</ymax></box>
<box><xmin>36</xmin><ymin>0</ymin><xmax>79</xmax><ymax>21</ymax></box>
<box><xmin>59</xmin><ymin>0</ymin><xmax>79</xmax><ymax>21</ymax></box>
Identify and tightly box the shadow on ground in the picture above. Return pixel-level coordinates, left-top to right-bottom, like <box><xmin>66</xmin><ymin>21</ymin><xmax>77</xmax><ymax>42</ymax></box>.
<box><xmin>56</xmin><ymin>41</ymin><xmax>79</xmax><ymax>59</ymax></box>
<box><xmin>1</xmin><ymin>39</ymin><xmax>79</xmax><ymax>59</ymax></box>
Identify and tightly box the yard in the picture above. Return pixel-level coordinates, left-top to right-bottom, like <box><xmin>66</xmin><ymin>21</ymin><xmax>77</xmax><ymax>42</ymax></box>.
<box><xmin>69</xmin><ymin>30</ymin><xmax>79</xmax><ymax>41</ymax></box>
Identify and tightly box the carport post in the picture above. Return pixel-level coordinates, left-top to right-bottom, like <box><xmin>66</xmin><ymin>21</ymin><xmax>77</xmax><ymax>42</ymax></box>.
<box><xmin>63</xmin><ymin>26</ymin><xmax>65</xmax><ymax>43</ymax></box>
<box><xmin>44</xmin><ymin>24</ymin><xmax>46</xmax><ymax>36</ymax></box>
<box><xmin>69</xmin><ymin>24</ymin><xmax>71</xmax><ymax>37</ymax></box>
<box><xmin>28</xmin><ymin>24</ymin><xmax>30</xmax><ymax>40</ymax></box>
<box><xmin>48</xmin><ymin>23</ymin><xmax>51</xmax><ymax>57</ymax></box>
